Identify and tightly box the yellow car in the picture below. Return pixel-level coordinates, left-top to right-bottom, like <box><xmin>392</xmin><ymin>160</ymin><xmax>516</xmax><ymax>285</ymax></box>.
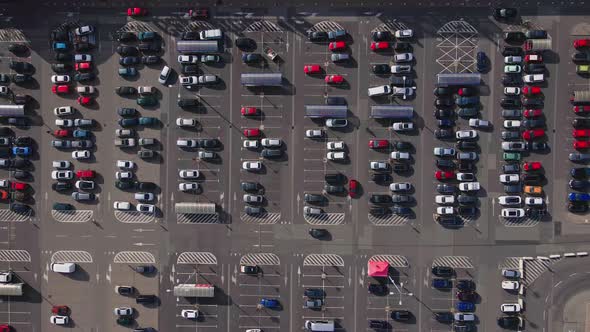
<box><xmin>524</xmin><ymin>185</ymin><xmax>543</xmax><ymax>195</ymax></box>
<box><xmin>577</xmin><ymin>65</ymin><xmax>590</xmax><ymax>74</ymax></box>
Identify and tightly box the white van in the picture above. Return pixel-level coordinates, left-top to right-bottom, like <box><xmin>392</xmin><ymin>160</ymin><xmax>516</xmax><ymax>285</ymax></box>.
<box><xmin>305</xmin><ymin>320</ymin><xmax>334</xmax><ymax>332</ymax></box>
<box><xmin>199</xmin><ymin>29</ymin><xmax>223</xmax><ymax>40</ymax></box>
<box><xmin>51</xmin><ymin>263</ymin><xmax>76</xmax><ymax>273</ymax></box>
<box><xmin>368</xmin><ymin>85</ymin><xmax>392</xmax><ymax>97</ymax></box>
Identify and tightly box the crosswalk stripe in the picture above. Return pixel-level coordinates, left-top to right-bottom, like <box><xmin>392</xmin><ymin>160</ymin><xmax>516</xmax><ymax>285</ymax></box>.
<box><xmin>240</xmin><ymin>212</ymin><xmax>281</xmax><ymax>224</ymax></box>
<box><xmin>177</xmin><ymin>252</ymin><xmax>218</xmax><ymax>265</ymax></box>
<box><xmin>523</xmin><ymin>259</ymin><xmax>555</xmax><ymax>284</ymax></box>
<box><xmin>368</xmin><ymin>213</ymin><xmax>409</xmax><ymax>226</ymax></box>
<box><xmin>432</xmin><ymin>256</ymin><xmax>474</xmax><ymax>269</ymax></box>
<box><xmin>244</xmin><ymin>20</ymin><xmax>282</xmax><ymax>32</ymax></box>
<box><xmin>177</xmin><ymin>213</ymin><xmax>219</xmax><ymax>224</ymax></box>
<box><xmin>303</xmin><ymin>254</ymin><xmax>344</xmax><ymax>267</ymax></box>
<box><xmin>51</xmin><ymin>210</ymin><xmax>92</xmax><ymax>223</ymax></box>
<box><xmin>371</xmin><ymin>21</ymin><xmax>410</xmax><ymax>33</ymax></box>
<box><xmin>0</xmin><ymin>250</ymin><xmax>31</xmax><ymax>262</ymax></box>
<box><xmin>437</xmin><ymin>20</ymin><xmax>478</xmax><ymax>34</ymax></box>
<box><xmin>502</xmin><ymin>217</ymin><xmax>540</xmax><ymax>227</ymax></box>
<box><xmin>117</xmin><ymin>21</ymin><xmax>153</xmax><ymax>33</ymax></box>
<box><xmin>304</xmin><ymin>212</ymin><xmax>345</xmax><ymax>225</ymax></box>
<box><xmin>240</xmin><ymin>253</ymin><xmax>280</xmax><ymax>266</ymax></box>
<box><xmin>51</xmin><ymin>250</ymin><xmax>93</xmax><ymax>263</ymax></box>
<box><xmin>0</xmin><ymin>209</ymin><xmax>29</xmax><ymax>222</ymax></box>
<box><xmin>114</xmin><ymin>211</ymin><xmax>154</xmax><ymax>224</ymax></box>
<box><xmin>499</xmin><ymin>257</ymin><xmax>521</xmax><ymax>270</ymax></box>
<box><xmin>113</xmin><ymin>251</ymin><xmax>155</xmax><ymax>264</ymax></box>
<box><xmin>185</xmin><ymin>21</ymin><xmax>215</xmax><ymax>32</ymax></box>
<box><xmin>0</xmin><ymin>29</ymin><xmax>27</xmax><ymax>43</ymax></box>
<box><xmin>369</xmin><ymin>255</ymin><xmax>408</xmax><ymax>268</ymax></box>
<box><xmin>307</xmin><ymin>21</ymin><xmax>345</xmax><ymax>33</ymax></box>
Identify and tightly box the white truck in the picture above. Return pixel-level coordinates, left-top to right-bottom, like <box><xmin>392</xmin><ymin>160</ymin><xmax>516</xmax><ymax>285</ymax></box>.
<box><xmin>0</xmin><ymin>271</ymin><xmax>23</xmax><ymax>296</ymax></box>
<box><xmin>199</xmin><ymin>29</ymin><xmax>223</xmax><ymax>40</ymax></box>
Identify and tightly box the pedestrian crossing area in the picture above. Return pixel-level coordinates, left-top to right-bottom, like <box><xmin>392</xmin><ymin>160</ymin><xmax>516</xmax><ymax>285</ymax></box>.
<box><xmin>371</xmin><ymin>20</ymin><xmax>410</xmax><ymax>33</ymax></box>
<box><xmin>118</xmin><ymin>21</ymin><xmax>153</xmax><ymax>33</ymax></box>
<box><xmin>368</xmin><ymin>213</ymin><xmax>409</xmax><ymax>226</ymax></box>
<box><xmin>523</xmin><ymin>258</ymin><xmax>559</xmax><ymax>285</ymax></box>
<box><xmin>307</xmin><ymin>21</ymin><xmax>344</xmax><ymax>33</ymax></box>
<box><xmin>304</xmin><ymin>212</ymin><xmax>345</xmax><ymax>225</ymax></box>
<box><xmin>502</xmin><ymin>216</ymin><xmax>540</xmax><ymax>227</ymax></box>
<box><xmin>240</xmin><ymin>253</ymin><xmax>280</xmax><ymax>266</ymax></box>
<box><xmin>244</xmin><ymin>20</ymin><xmax>282</xmax><ymax>32</ymax></box>
<box><xmin>240</xmin><ymin>212</ymin><xmax>281</xmax><ymax>224</ymax></box>
<box><xmin>0</xmin><ymin>249</ymin><xmax>30</xmax><ymax>262</ymax></box>
<box><xmin>369</xmin><ymin>255</ymin><xmax>408</xmax><ymax>268</ymax></box>
<box><xmin>185</xmin><ymin>21</ymin><xmax>215</xmax><ymax>32</ymax></box>
<box><xmin>303</xmin><ymin>254</ymin><xmax>344</xmax><ymax>267</ymax></box>
<box><xmin>432</xmin><ymin>256</ymin><xmax>474</xmax><ymax>269</ymax></box>
<box><xmin>177</xmin><ymin>213</ymin><xmax>219</xmax><ymax>224</ymax></box>
<box><xmin>114</xmin><ymin>211</ymin><xmax>154</xmax><ymax>224</ymax></box>
<box><xmin>0</xmin><ymin>209</ymin><xmax>29</xmax><ymax>222</ymax></box>
<box><xmin>51</xmin><ymin>210</ymin><xmax>92</xmax><ymax>223</ymax></box>
<box><xmin>51</xmin><ymin>250</ymin><xmax>93</xmax><ymax>264</ymax></box>
<box><xmin>0</xmin><ymin>28</ymin><xmax>27</xmax><ymax>42</ymax></box>
<box><xmin>113</xmin><ymin>251</ymin><xmax>155</xmax><ymax>264</ymax></box>
<box><xmin>177</xmin><ymin>251</ymin><xmax>218</xmax><ymax>265</ymax></box>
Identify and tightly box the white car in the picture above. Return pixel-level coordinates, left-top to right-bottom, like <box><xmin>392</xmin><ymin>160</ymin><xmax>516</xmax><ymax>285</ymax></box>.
<box><xmin>75</xmin><ymin>180</ymin><xmax>94</xmax><ymax>190</ymax></box>
<box><xmin>158</xmin><ymin>65</ymin><xmax>171</xmax><ymax>84</ymax></box>
<box><xmin>498</xmin><ymin>196</ymin><xmax>522</xmax><ymax>206</ymax></box>
<box><xmin>117</xmin><ymin>160</ymin><xmax>135</xmax><ymax>169</ymax></box>
<box><xmin>71</xmin><ymin>150</ymin><xmax>90</xmax><ymax>159</ymax></box>
<box><xmin>179</xmin><ymin>169</ymin><xmax>199</xmax><ymax>179</ymax></box>
<box><xmin>0</xmin><ymin>86</ymin><xmax>7</xmax><ymax>95</ymax></box>
<box><xmin>504</xmin><ymin>120</ymin><xmax>521</xmax><ymax>128</ymax></box>
<box><xmin>391</xmin><ymin>65</ymin><xmax>412</xmax><ymax>73</ymax></box>
<box><xmin>392</xmin><ymin>122</ymin><xmax>414</xmax><ymax>131</ymax></box>
<box><xmin>501</xmin><ymin>208</ymin><xmax>525</xmax><ymax>218</ymax></box>
<box><xmin>499</xmin><ymin>174</ymin><xmax>520</xmax><ymax>184</ymax></box>
<box><xmin>181</xmin><ymin>309</ymin><xmax>199</xmax><ymax>319</ymax></box>
<box><xmin>327</xmin><ymin>151</ymin><xmax>346</xmax><ymax>160</ymax></box>
<box><xmin>54</xmin><ymin>106</ymin><xmax>74</xmax><ymax>116</ymax></box>
<box><xmin>74</xmin><ymin>54</ymin><xmax>92</xmax><ymax>62</ymax></box>
<box><xmin>52</xmin><ymin>160</ymin><xmax>71</xmax><ymax>169</ymax></box>
<box><xmin>502</xmin><ymin>269</ymin><xmax>521</xmax><ymax>278</ymax></box>
<box><xmin>178</xmin><ymin>55</ymin><xmax>199</xmax><ymax>64</ymax></box>
<box><xmin>116</xmin><ymin>129</ymin><xmax>133</xmax><ymax>137</ymax></box>
<box><xmin>261</xmin><ymin>138</ymin><xmax>282</xmax><ymax>148</ymax></box>
<box><xmin>243</xmin><ymin>140</ymin><xmax>259</xmax><ymax>148</ymax></box>
<box><xmin>390</xmin><ymin>151</ymin><xmax>410</xmax><ymax>160</ymax></box>
<box><xmin>504</xmin><ymin>87</ymin><xmax>521</xmax><ymax>95</ymax></box>
<box><xmin>395</xmin><ymin>29</ymin><xmax>413</xmax><ymax>38</ymax></box>
<box><xmin>469</xmin><ymin>119</ymin><xmax>491</xmax><ymax>128</ymax></box>
<box><xmin>115</xmin><ymin>171</ymin><xmax>133</xmax><ymax>180</ymax></box>
<box><xmin>392</xmin><ymin>86</ymin><xmax>414</xmax><ymax>99</ymax></box>
<box><xmin>176</xmin><ymin>117</ymin><xmax>198</xmax><ymax>127</ymax></box>
<box><xmin>325</xmin><ymin>119</ymin><xmax>348</xmax><ymax>128</ymax></box>
<box><xmin>76</xmin><ymin>86</ymin><xmax>95</xmax><ymax>95</ymax></box>
<box><xmin>51</xmin><ymin>170</ymin><xmax>73</xmax><ymax>180</ymax></box>
<box><xmin>74</xmin><ymin>25</ymin><xmax>94</xmax><ymax>35</ymax></box>
<box><xmin>502</xmin><ymin>280</ymin><xmax>520</xmax><ymax>290</ymax></box>
<box><xmin>243</xmin><ymin>161</ymin><xmax>262</xmax><ymax>171</ymax></box>
<box><xmin>523</xmin><ymin>74</ymin><xmax>544</xmax><ymax>83</ymax></box>
<box><xmin>55</xmin><ymin>119</ymin><xmax>74</xmax><ymax>127</ymax></box>
<box><xmin>113</xmin><ymin>201</ymin><xmax>131</xmax><ymax>210</ymax></box>
<box><xmin>0</xmin><ymin>180</ymin><xmax>7</xmax><ymax>188</ymax></box>
<box><xmin>504</xmin><ymin>65</ymin><xmax>521</xmax><ymax>73</ymax></box>
<box><xmin>306</xmin><ymin>129</ymin><xmax>324</xmax><ymax>138</ymax></box>
<box><xmin>504</xmin><ymin>56</ymin><xmax>522</xmax><ymax>64</ymax></box>
<box><xmin>180</xmin><ymin>76</ymin><xmax>198</xmax><ymax>86</ymax></box>
<box><xmin>135</xmin><ymin>192</ymin><xmax>154</xmax><ymax>202</ymax></box>
<box><xmin>456</xmin><ymin>173</ymin><xmax>475</xmax><ymax>181</ymax></box>
<box><xmin>435</xmin><ymin>195</ymin><xmax>455</xmax><ymax>205</ymax></box>
<box><xmin>370</xmin><ymin>161</ymin><xmax>389</xmax><ymax>171</ymax></box>
<box><xmin>138</xmin><ymin>86</ymin><xmax>155</xmax><ymax>95</ymax></box>
<box><xmin>179</xmin><ymin>182</ymin><xmax>199</xmax><ymax>191</ymax></box>
<box><xmin>456</xmin><ymin>130</ymin><xmax>477</xmax><ymax>140</ymax></box>
<box><xmin>136</xmin><ymin>204</ymin><xmax>155</xmax><ymax>213</ymax></box>
<box><xmin>394</xmin><ymin>53</ymin><xmax>413</xmax><ymax>63</ymax></box>
<box><xmin>113</xmin><ymin>307</ymin><xmax>133</xmax><ymax>316</ymax></box>
<box><xmin>389</xmin><ymin>182</ymin><xmax>412</xmax><ymax>192</ymax></box>
<box><xmin>51</xmin><ymin>75</ymin><xmax>70</xmax><ymax>83</ymax></box>
<box><xmin>500</xmin><ymin>303</ymin><xmax>522</xmax><ymax>313</ymax></box>
<box><xmin>433</xmin><ymin>147</ymin><xmax>455</xmax><ymax>157</ymax></box>
<box><xmin>327</xmin><ymin>141</ymin><xmax>345</xmax><ymax>150</ymax></box>
<box><xmin>459</xmin><ymin>182</ymin><xmax>480</xmax><ymax>192</ymax></box>
<box><xmin>50</xmin><ymin>315</ymin><xmax>69</xmax><ymax>325</ymax></box>
<box><xmin>525</xmin><ymin>197</ymin><xmax>544</xmax><ymax>206</ymax></box>
<box><xmin>436</xmin><ymin>206</ymin><xmax>454</xmax><ymax>215</ymax></box>
<box><xmin>197</xmin><ymin>75</ymin><xmax>219</xmax><ymax>84</ymax></box>
<box><xmin>502</xmin><ymin>141</ymin><xmax>526</xmax><ymax>151</ymax></box>
<box><xmin>177</xmin><ymin>138</ymin><xmax>198</xmax><ymax>148</ymax></box>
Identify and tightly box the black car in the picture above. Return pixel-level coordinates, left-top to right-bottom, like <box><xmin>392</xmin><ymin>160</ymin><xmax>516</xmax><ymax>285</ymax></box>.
<box><xmin>372</xmin><ymin>64</ymin><xmax>390</xmax><ymax>74</ymax></box>
<box><xmin>138</xmin><ymin>42</ymin><xmax>161</xmax><ymax>52</ymax></box>
<box><xmin>10</xmin><ymin>61</ymin><xmax>33</xmax><ymax>74</ymax></box>
<box><xmin>437</xmin><ymin>184</ymin><xmax>456</xmax><ymax>194</ymax></box>
<box><xmin>394</xmin><ymin>141</ymin><xmax>412</xmax><ymax>150</ymax></box>
<box><xmin>502</xmin><ymin>131</ymin><xmax>521</xmax><ymax>140</ymax></box>
<box><xmin>432</xmin><ymin>266</ymin><xmax>454</xmax><ymax>277</ymax></box>
<box><xmin>142</xmin><ymin>55</ymin><xmax>161</xmax><ymax>64</ymax></box>
<box><xmin>525</xmin><ymin>63</ymin><xmax>546</xmax><ymax>73</ymax></box>
<box><xmin>11</xmin><ymin>158</ymin><xmax>30</xmax><ymax>168</ymax></box>
<box><xmin>392</xmin><ymin>163</ymin><xmax>410</xmax><ymax>172</ymax></box>
<box><xmin>10</xmin><ymin>204</ymin><xmax>29</xmax><ymax>213</ymax></box>
<box><xmin>368</xmin><ymin>283</ymin><xmax>388</xmax><ymax>295</ymax></box>
<box><xmin>503</xmin><ymin>31</ymin><xmax>526</xmax><ymax>44</ymax></box>
<box><xmin>182</xmin><ymin>65</ymin><xmax>198</xmax><ymax>74</ymax></box>
<box><xmin>115</xmin><ymin>86</ymin><xmax>137</xmax><ymax>96</ymax></box>
<box><xmin>458</xmin><ymin>206</ymin><xmax>477</xmax><ymax>216</ymax></box>
<box><xmin>178</xmin><ymin>98</ymin><xmax>199</xmax><ymax>108</ymax></box>
<box><xmin>138</xmin><ymin>150</ymin><xmax>155</xmax><ymax>159</ymax></box>
<box><xmin>523</xmin><ymin>98</ymin><xmax>544</xmax><ymax>108</ymax></box>
<box><xmin>304</xmin><ymin>288</ymin><xmax>325</xmax><ymax>298</ymax></box>
<box><xmin>371</xmin><ymin>31</ymin><xmax>391</xmax><ymax>41</ymax></box>
<box><xmin>502</xmin><ymin>74</ymin><xmax>522</xmax><ymax>86</ymax></box>
<box><xmin>8</xmin><ymin>43</ymin><xmax>27</xmax><ymax>54</ymax></box>
<box><xmin>370</xmin><ymin>206</ymin><xmax>391</xmax><ymax>215</ymax></box>
<box><xmin>135</xmin><ymin>265</ymin><xmax>156</xmax><ymax>274</ymax></box>
<box><xmin>502</xmin><ymin>109</ymin><xmax>522</xmax><ymax>118</ymax></box>
<box><xmin>181</xmin><ymin>31</ymin><xmax>200</xmax><ymax>40</ymax></box>
<box><xmin>438</xmin><ymin>215</ymin><xmax>461</xmax><ymax>227</ymax></box>
<box><xmin>242</xmin><ymin>53</ymin><xmax>263</xmax><ymax>63</ymax></box>
<box><xmin>502</xmin><ymin>163</ymin><xmax>520</xmax><ymax>173</ymax></box>
<box><xmin>435</xmin><ymin>129</ymin><xmax>454</xmax><ymax>139</ymax></box>
<box><xmin>525</xmin><ymin>29</ymin><xmax>547</xmax><ymax>39</ymax></box>
<box><xmin>262</xmin><ymin>148</ymin><xmax>282</xmax><ymax>158</ymax></box>
<box><xmin>325</xmin><ymin>173</ymin><xmax>346</xmax><ymax>183</ymax></box>
<box><xmin>436</xmin><ymin>159</ymin><xmax>455</xmax><ymax>169</ymax></box>
<box><xmin>51</xmin><ymin>29</ymin><xmax>69</xmax><ymax>41</ymax></box>
<box><xmin>434</xmin><ymin>108</ymin><xmax>454</xmax><ymax>119</ymax></box>
<box><xmin>117</xmin><ymin>32</ymin><xmax>136</xmax><ymax>42</ymax></box>
<box><xmin>501</xmin><ymin>98</ymin><xmax>522</xmax><ymax>108</ymax></box>
<box><xmin>134</xmin><ymin>182</ymin><xmax>156</xmax><ymax>191</ymax></box>
<box><xmin>433</xmin><ymin>87</ymin><xmax>453</xmax><ymax>96</ymax></box>
<box><xmin>324</xmin><ymin>184</ymin><xmax>345</xmax><ymax>194</ymax></box>
<box><xmin>501</xmin><ymin>46</ymin><xmax>523</xmax><ymax>56</ymax></box>
<box><xmin>53</xmin><ymin>202</ymin><xmax>73</xmax><ymax>210</ymax></box>
<box><xmin>118</xmin><ymin>118</ymin><xmax>139</xmax><ymax>127</ymax></box>
<box><xmin>528</xmin><ymin>141</ymin><xmax>548</xmax><ymax>151</ymax></box>
<box><xmin>307</xmin><ymin>31</ymin><xmax>329</xmax><ymax>41</ymax></box>
<box><xmin>571</xmin><ymin>167</ymin><xmax>590</xmax><ymax>179</ymax></box>
<box><xmin>458</xmin><ymin>195</ymin><xmax>477</xmax><ymax>206</ymax></box>
<box><xmin>118</xmin><ymin>107</ymin><xmax>137</xmax><ymax>117</ymax></box>
<box><xmin>117</xmin><ymin>286</ymin><xmax>134</xmax><ymax>295</ymax></box>
<box><xmin>456</xmin><ymin>141</ymin><xmax>478</xmax><ymax>150</ymax></box>
<box><xmin>391</xmin><ymin>195</ymin><xmax>412</xmax><ymax>204</ymax></box>
<box><xmin>574</xmin><ymin>118</ymin><xmax>590</xmax><ymax>128</ymax></box>
<box><xmin>235</xmin><ymin>37</ymin><xmax>256</xmax><ymax>50</ymax></box>
<box><xmin>569</xmin><ymin>179</ymin><xmax>590</xmax><ymax>190</ymax></box>
<box><xmin>74</xmin><ymin>72</ymin><xmax>95</xmax><ymax>82</ymax></box>
<box><xmin>435</xmin><ymin>312</ymin><xmax>454</xmax><ymax>323</ymax></box>
<box><xmin>457</xmin><ymin>279</ymin><xmax>475</xmax><ymax>291</ymax></box>
<box><xmin>326</xmin><ymin>97</ymin><xmax>347</xmax><ymax>105</ymax></box>
<box><xmin>391</xmin><ymin>310</ymin><xmax>411</xmax><ymax>321</ymax></box>
<box><xmin>476</xmin><ymin>51</ymin><xmax>487</xmax><ymax>72</ymax></box>
<box><xmin>394</xmin><ymin>42</ymin><xmax>412</xmax><ymax>52</ymax></box>
<box><xmin>12</xmin><ymin>74</ymin><xmax>32</xmax><ymax>84</ymax></box>
<box><xmin>573</xmin><ymin>52</ymin><xmax>590</xmax><ymax>63</ymax></box>
<box><xmin>523</xmin><ymin>119</ymin><xmax>545</xmax><ymax>128</ymax></box>
<box><xmin>12</xmin><ymin>170</ymin><xmax>30</xmax><ymax>179</ymax></box>
<box><xmin>497</xmin><ymin>316</ymin><xmax>522</xmax><ymax>329</ymax></box>
<box><xmin>369</xmin><ymin>320</ymin><xmax>388</xmax><ymax>329</ymax></box>
<box><xmin>117</xmin><ymin>46</ymin><xmax>138</xmax><ymax>56</ymax></box>
<box><xmin>504</xmin><ymin>184</ymin><xmax>522</xmax><ymax>194</ymax></box>
<box><xmin>457</xmin><ymin>107</ymin><xmax>478</xmax><ymax>118</ymax></box>
<box><xmin>435</xmin><ymin>98</ymin><xmax>454</xmax><ymax>107</ymax></box>
<box><xmin>308</xmin><ymin>228</ymin><xmax>329</xmax><ymax>239</ymax></box>
<box><xmin>115</xmin><ymin>180</ymin><xmax>134</xmax><ymax>190</ymax></box>
<box><xmin>371</xmin><ymin>173</ymin><xmax>391</xmax><ymax>183</ymax></box>
<box><xmin>52</xmin><ymin>182</ymin><xmax>72</xmax><ymax>192</ymax></box>
<box><xmin>569</xmin><ymin>203</ymin><xmax>589</xmax><ymax>213</ymax></box>
<box><xmin>438</xmin><ymin>119</ymin><xmax>454</xmax><ymax>127</ymax></box>
<box><xmin>457</xmin><ymin>161</ymin><xmax>475</xmax><ymax>172</ymax></box>
<box><xmin>370</xmin><ymin>194</ymin><xmax>392</xmax><ymax>205</ymax></box>
<box><xmin>198</xmin><ymin>139</ymin><xmax>219</xmax><ymax>149</ymax></box>
<box><xmin>493</xmin><ymin>7</ymin><xmax>517</xmax><ymax>19</ymax></box>
<box><xmin>136</xmin><ymin>294</ymin><xmax>157</xmax><ymax>304</ymax></box>
<box><xmin>51</xmin><ymin>63</ymin><xmax>72</xmax><ymax>73</ymax></box>
<box><xmin>119</xmin><ymin>56</ymin><xmax>140</xmax><ymax>66</ymax></box>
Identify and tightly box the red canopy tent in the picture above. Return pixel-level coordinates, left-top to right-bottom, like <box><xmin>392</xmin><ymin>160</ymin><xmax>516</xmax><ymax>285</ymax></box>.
<box><xmin>368</xmin><ymin>261</ymin><xmax>389</xmax><ymax>277</ymax></box>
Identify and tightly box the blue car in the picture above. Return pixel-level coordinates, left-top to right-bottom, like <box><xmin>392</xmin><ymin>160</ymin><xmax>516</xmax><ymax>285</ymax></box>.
<box><xmin>119</xmin><ymin>67</ymin><xmax>138</xmax><ymax>77</ymax></box>
<box><xmin>260</xmin><ymin>298</ymin><xmax>280</xmax><ymax>309</ymax></box>
<box><xmin>12</xmin><ymin>146</ymin><xmax>31</xmax><ymax>156</ymax></box>
<box><xmin>455</xmin><ymin>96</ymin><xmax>480</xmax><ymax>106</ymax></box>
<box><xmin>432</xmin><ymin>278</ymin><xmax>452</xmax><ymax>289</ymax></box>
<box><xmin>73</xmin><ymin>130</ymin><xmax>90</xmax><ymax>138</ymax></box>
<box><xmin>568</xmin><ymin>192</ymin><xmax>590</xmax><ymax>202</ymax></box>
<box><xmin>455</xmin><ymin>301</ymin><xmax>475</xmax><ymax>312</ymax></box>
<box><xmin>53</xmin><ymin>42</ymin><xmax>68</xmax><ymax>51</ymax></box>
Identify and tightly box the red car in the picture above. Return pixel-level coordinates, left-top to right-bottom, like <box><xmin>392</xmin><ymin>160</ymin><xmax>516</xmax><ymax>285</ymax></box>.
<box><xmin>11</xmin><ymin>182</ymin><xmax>27</xmax><ymax>191</ymax></box>
<box><xmin>523</xmin><ymin>109</ymin><xmax>542</xmax><ymax>118</ymax></box>
<box><xmin>522</xmin><ymin>86</ymin><xmax>541</xmax><ymax>96</ymax></box>
<box><xmin>524</xmin><ymin>54</ymin><xmax>543</xmax><ymax>63</ymax></box>
<box><xmin>0</xmin><ymin>325</ymin><xmax>10</xmax><ymax>332</ymax></box>
<box><xmin>0</xmin><ymin>190</ymin><xmax>8</xmax><ymax>200</ymax></box>
<box><xmin>574</xmin><ymin>140</ymin><xmax>590</xmax><ymax>149</ymax></box>
<box><xmin>303</xmin><ymin>64</ymin><xmax>321</xmax><ymax>74</ymax></box>
<box><xmin>188</xmin><ymin>8</ymin><xmax>209</xmax><ymax>19</ymax></box>
<box><xmin>574</xmin><ymin>39</ymin><xmax>590</xmax><ymax>49</ymax></box>
<box><xmin>241</xmin><ymin>107</ymin><xmax>258</xmax><ymax>116</ymax></box>
<box><xmin>51</xmin><ymin>305</ymin><xmax>69</xmax><ymax>316</ymax></box>
<box><xmin>76</xmin><ymin>170</ymin><xmax>95</xmax><ymax>179</ymax></box>
<box><xmin>127</xmin><ymin>7</ymin><xmax>148</xmax><ymax>16</ymax></box>
<box><xmin>574</xmin><ymin>105</ymin><xmax>590</xmax><ymax>114</ymax></box>
<box><xmin>522</xmin><ymin>129</ymin><xmax>545</xmax><ymax>140</ymax></box>
<box><xmin>368</xmin><ymin>139</ymin><xmax>388</xmax><ymax>149</ymax></box>
<box><xmin>75</xmin><ymin>62</ymin><xmax>91</xmax><ymax>71</ymax></box>
<box><xmin>243</xmin><ymin>128</ymin><xmax>260</xmax><ymax>137</ymax></box>
<box><xmin>329</xmin><ymin>41</ymin><xmax>346</xmax><ymax>51</ymax></box>
<box><xmin>54</xmin><ymin>129</ymin><xmax>71</xmax><ymax>137</ymax></box>
<box><xmin>370</xmin><ymin>41</ymin><xmax>390</xmax><ymax>51</ymax></box>
<box><xmin>325</xmin><ymin>75</ymin><xmax>344</xmax><ymax>84</ymax></box>
<box><xmin>77</xmin><ymin>96</ymin><xmax>92</xmax><ymax>106</ymax></box>
<box><xmin>435</xmin><ymin>171</ymin><xmax>455</xmax><ymax>180</ymax></box>
<box><xmin>523</xmin><ymin>161</ymin><xmax>542</xmax><ymax>171</ymax></box>
<box><xmin>348</xmin><ymin>179</ymin><xmax>358</xmax><ymax>197</ymax></box>
<box><xmin>52</xmin><ymin>85</ymin><xmax>69</xmax><ymax>94</ymax></box>
<box><xmin>573</xmin><ymin>129</ymin><xmax>590</xmax><ymax>138</ymax></box>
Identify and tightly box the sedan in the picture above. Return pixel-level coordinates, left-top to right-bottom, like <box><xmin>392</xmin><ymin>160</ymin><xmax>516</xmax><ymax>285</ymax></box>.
<box><xmin>127</xmin><ymin>7</ymin><xmax>147</xmax><ymax>16</ymax></box>
<box><xmin>329</xmin><ymin>41</ymin><xmax>346</xmax><ymax>51</ymax></box>
<box><xmin>435</xmin><ymin>171</ymin><xmax>455</xmax><ymax>180</ymax></box>
<box><xmin>369</xmin><ymin>139</ymin><xmax>388</xmax><ymax>149</ymax></box>
<box><xmin>456</xmin><ymin>130</ymin><xmax>477</xmax><ymax>140</ymax></box>
<box><xmin>504</xmin><ymin>65</ymin><xmax>521</xmax><ymax>73</ymax></box>
<box><xmin>303</xmin><ymin>64</ymin><xmax>321</xmax><ymax>74</ymax></box>
<box><xmin>243</xmin><ymin>129</ymin><xmax>261</xmax><ymax>137</ymax></box>
<box><xmin>51</xmin><ymin>75</ymin><xmax>70</xmax><ymax>83</ymax></box>
<box><xmin>575</xmin><ymin>140</ymin><xmax>590</xmax><ymax>149</ymax></box>
<box><xmin>524</xmin><ymin>109</ymin><xmax>543</xmax><ymax>118</ymax></box>
<box><xmin>522</xmin><ymin>129</ymin><xmax>545</xmax><ymax>140</ymax></box>
<box><xmin>523</xmin><ymin>86</ymin><xmax>542</xmax><ymax>96</ymax></box>
<box><xmin>52</xmin><ymin>85</ymin><xmax>69</xmax><ymax>94</ymax></box>
<box><xmin>501</xmin><ymin>208</ymin><xmax>525</xmax><ymax>218</ymax></box>
<box><xmin>523</xmin><ymin>161</ymin><xmax>542</xmax><ymax>171</ymax></box>
<box><xmin>370</xmin><ymin>41</ymin><xmax>389</xmax><ymax>51</ymax></box>
<box><xmin>72</xmin><ymin>150</ymin><xmax>90</xmax><ymax>159</ymax></box>
<box><xmin>574</xmin><ymin>129</ymin><xmax>590</xmax><ymax>138</ymax></box>
<box><xmin>51</xmin><ymin>170</ymin><xmax>73</xmax><ymax>180</ymax></box>
<box><xmin>241</xmin><ymin>107</ymin><xmax>259</xmax><ymax>116</ymax></box>
<box><xmin>499</xmin><ymin>174</ymin><xmax>520</xmax><ymax>184</ymax></box>
<box><xmin>325</xmin><ymin>75</ymin><xmax>344</xmax><ymax>84</ymax></box>
<box><xmin>242</xmin><ymin>161</ymin><xmax>262</xmax><ymax>171</ymax></box>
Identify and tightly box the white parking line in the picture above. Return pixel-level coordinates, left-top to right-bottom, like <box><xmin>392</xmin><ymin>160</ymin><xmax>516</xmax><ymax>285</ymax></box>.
<box><xmin>238</xmin><ymin>294</ymin><xmax>282</xmax><ymax>297</ymax></box>
<box><xmin>176</xmin><ymin>325</ymin><xmax>218</xmax><ymax>328</ymax></box>
<box><xmin>301</xmin><ymin>285</ymin><xmax>344</xmax><ymax>288</ymax></box>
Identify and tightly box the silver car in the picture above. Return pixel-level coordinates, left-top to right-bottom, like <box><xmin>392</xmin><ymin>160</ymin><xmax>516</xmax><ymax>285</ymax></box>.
<box><xmin>197</xmin><ymin>75</ymin><xmax>218</xmax><ymax>85</ymax></box>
